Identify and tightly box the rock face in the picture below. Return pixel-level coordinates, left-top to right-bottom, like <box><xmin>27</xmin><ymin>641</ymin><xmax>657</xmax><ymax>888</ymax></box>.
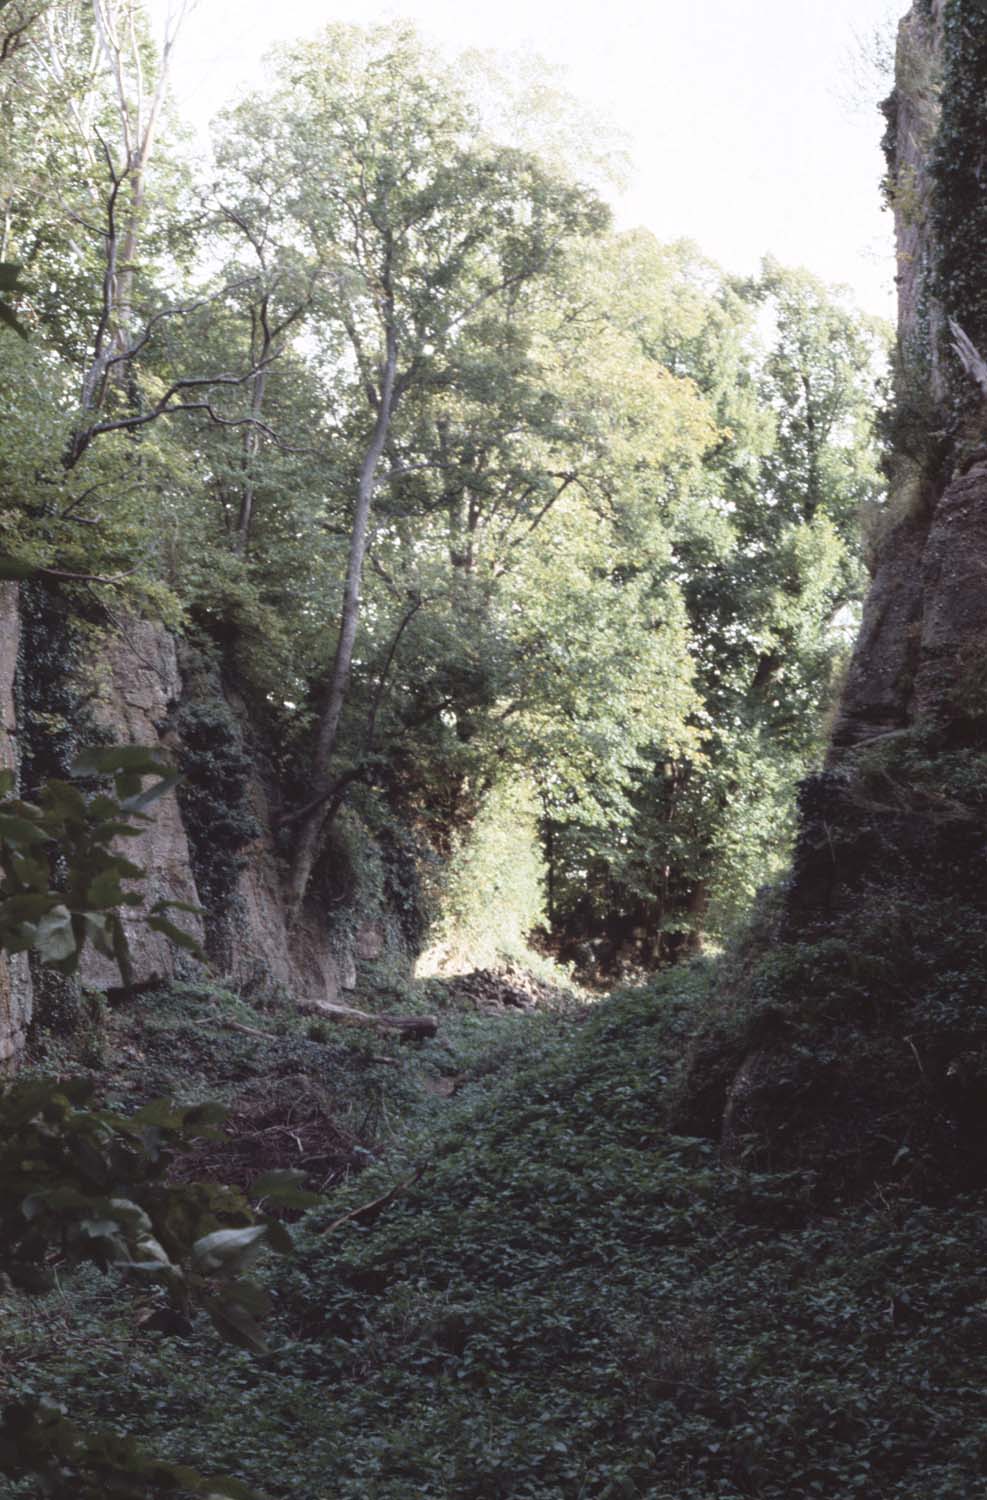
<box><xmin>713</xmin><ymin>2</ymin><xmax>987</xmax><ymax>1190</ymax></box>
<box><xmin>0</xmin><ymin>595</ymin><xmax>410</xmax><ymax>1063</ymax></box>
<box><xmin>912</xmin><ymin>458</ymin><xmax>987</xmax><ymax>728</ymax></box>
<box><xmin>829</xmin><ymin>0</ymin><xmax>945</xmax><ymax>757</ymax></box>
<box><xmin>225</xmin><ymin>766</ymin><xmax>349</xmax><ymax>1006</ymax></box>
<box><xmin>79</xmin><ymin>619</ymin><xmax>205</xmax><ymax>990</ymax></box>
<box><xmin>0</xmin><ymin>584</ymin><xmax>30</xmax><ymax>1067</ymax></box>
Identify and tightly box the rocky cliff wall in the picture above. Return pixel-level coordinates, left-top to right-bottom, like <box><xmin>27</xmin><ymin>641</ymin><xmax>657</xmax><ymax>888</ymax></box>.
<box><xmin>690</xmin><ymin>1</ymin><xmax>987</xmax><ymax>1194</ymax></box>
<box><xmin>0</xmin><ymin>595</ymin><xmax>408</xmax><ymax>1063</ymax></box>
<box><xmin>78</xmin><ymin>619</ymin><xmax>205</xmax><ymax>990</ymax></box>
<box><xmin>831</xmin><ymin>0</ymin><xmax>944</xmax><ymax>756</ymax></box>
<box><xmin>0</xmin><ymin>584</ymin><xmax>30</xmax><ymax>1067</ymax></box>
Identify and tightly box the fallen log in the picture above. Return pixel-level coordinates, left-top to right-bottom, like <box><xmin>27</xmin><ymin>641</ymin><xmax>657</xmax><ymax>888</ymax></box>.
<box><xmin>321</xmin><ymin>1164</ymin><xmax>428</xmax><ymax>1234</ymax></box>
<box><xmin>218</xmin><ymin>1018</ymin><xmax>405</xmax><ymax>1062</ymax></box>
<box><xmin>221</xmin><ymin>1018</ymin><xmax>277</xmax><ymax>1041</ymax></box>
<box><xmin>303</xmin><ymin>1001</ymin><xmax>438</xmax><ymax>1042</ymax></box>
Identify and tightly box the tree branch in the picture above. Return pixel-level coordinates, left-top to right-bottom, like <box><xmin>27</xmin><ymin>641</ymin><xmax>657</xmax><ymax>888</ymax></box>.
<box><xmin>366</xmin><ymin>592</ymin><xmax>423</xmax><ymax>752</ymax></box>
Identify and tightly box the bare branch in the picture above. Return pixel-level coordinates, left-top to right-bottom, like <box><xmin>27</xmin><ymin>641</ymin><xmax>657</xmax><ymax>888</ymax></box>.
<box><xmin>366</xmin><ymin>591</ymin><xmax>423</xmax><ymax>752</ymax></box>
<box><xmin>38</xmin><ymin>564</ymin><xmax>137</xmax><ymax>585</ymax></box>
<box><xmin>102</xmin><ymin>279</ymin><xmax>260</xmax><ymax>370</ymax></box>
<box><xmin>0</xmin><ymin>1</ymin><xmax>45</xmax><ymax>64</ymax></box>
<box><xmin>949</xmin><ymin>317</ymin><xmax>987</xmax><ymax>402</ymax></box>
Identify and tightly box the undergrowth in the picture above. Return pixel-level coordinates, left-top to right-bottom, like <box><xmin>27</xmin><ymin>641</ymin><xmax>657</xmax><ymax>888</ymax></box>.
<box><xmin>7</xmin><ymin>965</ymin><xmax>987</xmax><ymax>1499</ymax></box>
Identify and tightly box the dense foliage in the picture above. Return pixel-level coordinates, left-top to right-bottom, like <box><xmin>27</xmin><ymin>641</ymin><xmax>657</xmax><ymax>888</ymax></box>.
<box><xmin>10</xmin><ymin>971</ymin><xmax>987</xmax><ymax>1500</ymax></box>
<box><xmin>12</xmin><ymin>7</ymin><xmax>968</xmax><ymax>1498</ymax></box>
<box><xmin>0</xmin><ymin>2</ymin><xmax>887</xmax><ymax>969</ymax></box>
<box><xmin>0</xmin><ymin>747</ymin><xmax>318</xmax><ymax>1496</ymax></box>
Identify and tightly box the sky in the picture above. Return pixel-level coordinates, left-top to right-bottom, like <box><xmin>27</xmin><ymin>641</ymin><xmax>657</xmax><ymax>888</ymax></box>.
<box><xmin>153</xmin><ymin>0</ymin><xmax>901</xmax><ymax>319</ymax></box>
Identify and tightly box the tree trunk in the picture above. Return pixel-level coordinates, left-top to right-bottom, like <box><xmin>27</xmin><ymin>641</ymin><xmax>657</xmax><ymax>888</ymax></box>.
<box><xmin>286</xmin><ymin>327</ymin><xmax>399</xmax><ymax>923</ymax></box>
<box><xmin>234</xmin><ymin>365</ymin><xmax>269</xmax><ymax>556</ymax></box>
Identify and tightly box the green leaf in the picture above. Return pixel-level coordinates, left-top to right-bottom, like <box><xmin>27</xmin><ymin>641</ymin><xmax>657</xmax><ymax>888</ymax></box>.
<box><xmin>119</xmin><ymin>773</ymin><xmax>180</xmax><ymax>814</ymax></box>
<box><xmin>71</xmin><ymin>745</ymin><xmax>172</xmax><ymax>778</ymax></box>
<box><xmin>183</xmin><ymin>1101</ymin><xmax>228</xmax><ymax>1129</ymax></box>
<box><xmin>131</xmin><ymin>1098</ymin><xmax>183</xmax><ymax>1129</ymax></box>
<box><xmin>86</xmin><ymin>870</ymin><xmax>126</xmax><ymax>909</ymax></box>
<box><xmin>39</xmin><ymin>779</ymin><xmax>87</xmax><ymax>821</ymax></box>
<box><xmin>250</xmin><ymin>1169</ymin><xmax>321</xmax><ymax>1208</ymax></box>
<box><xmin>35</xmin><ymin>905</ymin><xmax>76</xmax><ymax>964</ymax></box>
<box><xmin>202</xmin><ymin>1294</ymin><xmax>270</xmax><ymax>1354</ymax></box>
<box><xmin>146</xmin><ymin>914</ymin><xmax>202</xmax><ymax>955</ymax></box>
<box><xmin>0</xmin><ymin>814</ymin><xmax>46</xmax><ymax>846</ymax></box>
<box><xmin>0</xmin><ymin>893</ymin><xmax>60</xmax><ymax>923</ymax></box>
<box><xmin>219</xmin><ymin>1277</ymin><xmax>272</xmax><ymax>1316</ymax></box>
<box><xmin>264</xmin><ymin>1219</ymin><xmax>294</xmax><ymax>1254</ymax></box>
<box><xmin>192</xmin><ymin>1224</ymin><xmax>268</xmax><ymax>1272</ymax></box>
<box><xmin>84</xmin><ymin>913</ymin><xmax>117</xmax><ymax>958</ymax></box>
<box><xmin>149</xmin><ymin>897</ymin><xmax>206</xmax><ymax>917</ymax></box>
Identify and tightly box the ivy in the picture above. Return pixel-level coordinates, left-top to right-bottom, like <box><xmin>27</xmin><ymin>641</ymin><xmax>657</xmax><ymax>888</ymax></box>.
<box><xmin>173</xmin><ymin>697</ymin><xmax>259</xmax><ymax>963</ymax></box>
<box><xmin>929</xmin><ymin>0</ymin><xmax>987</xmax><ymax>425</ymax></box>
<box><xmin>0</xmin><ymin>746</ymin><xmax>321</xmax><ymax>1496</ymax></box>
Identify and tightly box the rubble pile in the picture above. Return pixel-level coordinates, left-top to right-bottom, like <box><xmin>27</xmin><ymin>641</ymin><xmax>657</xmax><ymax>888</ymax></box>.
<box><xmin>429</xmin><ymin>963</ymin><xmax>576</xmax><ymax>1015</ymax></box>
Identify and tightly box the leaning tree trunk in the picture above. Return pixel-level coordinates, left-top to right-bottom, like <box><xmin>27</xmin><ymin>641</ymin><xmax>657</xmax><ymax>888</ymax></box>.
<box><xmin>689</xmin><ymin>0</ymin><xmax>987</xmax><ymax>1195</ymax></box>
<box><xmin>286</xmin><ymin>330</ymin><xmax>399</xmax><ymax>926</ymax></box>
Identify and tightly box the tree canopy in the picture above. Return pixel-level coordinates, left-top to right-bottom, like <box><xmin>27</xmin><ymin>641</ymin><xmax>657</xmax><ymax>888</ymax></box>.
<box><xmin>0</xmin><ymin>4</ymin><xmax>888</xmax><ymax>973</ymax></box>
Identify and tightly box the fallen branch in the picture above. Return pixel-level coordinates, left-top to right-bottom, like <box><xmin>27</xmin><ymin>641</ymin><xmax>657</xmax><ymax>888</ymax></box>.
<box><xmin>949</xmin><ymin>317</ymin><xmax>987</xmax><ymax>400</ymax></box>
<box><xmin>321</xmin><ymin>1164</ymin><xmax>428</xmax><ymax>1234</ymax></box>
<box><xmin>219</xmin><ymin>1018</ymin><xmax>408</xmax><ymax>1059</ymax></box>
<box><xmin>220</xmin><ymin>1018</ymin><xmax>277</xmax><ymax>1041</ymax></box>
<box><xmin>303</xmin><ymin>1000</ymin><xmax>438</xmax><ymax>1042</ymax></box>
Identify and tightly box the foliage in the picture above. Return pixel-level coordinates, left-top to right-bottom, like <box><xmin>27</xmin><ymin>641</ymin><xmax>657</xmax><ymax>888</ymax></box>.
<box><xmin>11</xmin><ymin>967</ymin><xmax>987</xmax><ymax>1499</ymax></box>
<box><xmin>0</xmin><ymin>1</ymin><xmax>890</xmax><ymax>969</ymax></box>
<box><xmin>172</xmin><ymin>696</ymin><xmax>259</xmax><ymax>935</ymax></box>
<box><xmin>0</xmin><ymin>745</ymin><xmax>198</xmax><ymax>978</ymax></box>
<box><xmin>666</xmin><ymin>736</ymin><xmax>987</xmax><ymax>1193</ymax></box>
<box><xmin>0</xmin><ymin>748</ymin><xmax>318</xmax><ymax>1497</ymax></box>
<box><xmin>1</xmin><ymin>1399</ymin><xmax>257</xmax><ymax>1498</ymax></box>
<box><xmin>931</xmin><ymin>0</ymin><xmax>987</xmax><ymax>431</ymax></box>
<box><xmin>420</xmin><ymin>776</ymin><xmax>548</xmax><ymax>974</ymax></box>
<box><xmin>544</xmin><ymin>253</ymin><xmax>887</xmax><ymax>972</ymax></box>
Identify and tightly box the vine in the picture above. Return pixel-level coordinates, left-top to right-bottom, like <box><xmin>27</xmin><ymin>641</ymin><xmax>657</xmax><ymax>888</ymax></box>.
<box><xmin>172</xmin><ymin>695</ymin><xmax>259</xmax><ymax>967</ymax></box>
<box><xmin>929</xmin><ymin>0</ymin><xmax>987</xmax><ymax>430</ymax></box>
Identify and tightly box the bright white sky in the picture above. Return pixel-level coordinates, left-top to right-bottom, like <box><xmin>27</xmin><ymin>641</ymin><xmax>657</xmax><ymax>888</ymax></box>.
<box><xmin>155</xmin><ymin>0</ymin><xmax>901</xmax><ymax>319</ymax></box>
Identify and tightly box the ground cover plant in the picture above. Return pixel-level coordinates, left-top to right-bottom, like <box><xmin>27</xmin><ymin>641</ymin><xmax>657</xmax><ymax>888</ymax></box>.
<box><xmin>8</xmin><ymin>963</ymin><xmax>987</xmax><ymax>1500</ymax></box>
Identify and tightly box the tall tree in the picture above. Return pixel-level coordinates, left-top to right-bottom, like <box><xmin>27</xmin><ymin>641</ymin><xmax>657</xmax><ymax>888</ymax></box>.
<box><xmin>542</xmin><ymin>242</ymin><xmax>888</xmax><ymax>972</ymax></box>
<box><xmin>217</xmin><ymin>23</ymin><xmax>609</xmax><ymax>919</ymax></box>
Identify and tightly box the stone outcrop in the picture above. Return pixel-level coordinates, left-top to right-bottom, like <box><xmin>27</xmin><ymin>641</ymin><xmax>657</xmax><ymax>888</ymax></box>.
<box><xmin>79</xmin><ymin>619</ymin><xmax>205</xmax><ymax>990</ymax></box>
<box><xmin>712</xmin><ymin>2</ymin><xmax>987</xmax><ymax>1190</ymax></box>
<box><xmin>0</xmin><ymin>584</ymin><xmax>30</xmax><ymax>1067</ymax></box>
<box><xmin>0</xmin><ymin>594</ymin><xmax>409</xmax><ymax>1062</ymax></box>
<box><xmin>230</xmin><ymin>769</ymin><xmax>350</xmax><ymax>1007</ymax></box>
<box><xmin>830</xmin><ymin>0</ymin><xmax>945</xmax><ymax>757</ymax></box>
<box><xmin>425</xmin><ymin>963</ymin><xmax>576</xmax><ymax>1016</ymax></box>
<box><xmin>911</xmin><ymin>457</ymin><xmax>987</xmax><ymax>729</ymax></box>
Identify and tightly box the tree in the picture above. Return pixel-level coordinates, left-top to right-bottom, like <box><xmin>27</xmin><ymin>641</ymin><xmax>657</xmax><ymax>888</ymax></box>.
<box><xmin>541</xmin><ymin>244</ymin><xmax>888</xmax><ymax>972</ymax></box>
<box><xmin>216</xmin><ymin>23</ymin><xmax>610</xmax><ymax>919</ymax></box>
